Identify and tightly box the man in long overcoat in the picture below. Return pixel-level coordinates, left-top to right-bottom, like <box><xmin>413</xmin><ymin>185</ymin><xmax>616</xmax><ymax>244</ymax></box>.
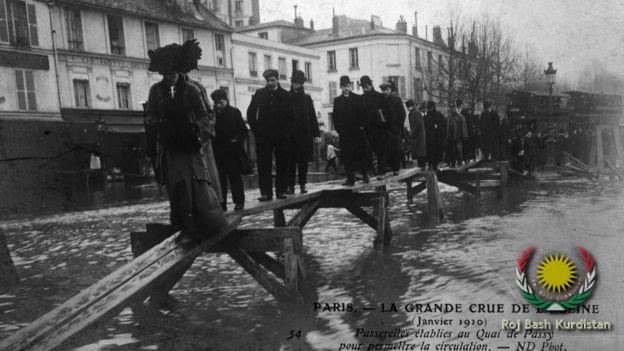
<box><xmin>462</xmin><ymin>104</ymin><xmax>479</xmax><ymax>162</ymax></box>
<box><xmin>424</xmin><ymin>101</ymin><xmax>447</xmax><ymax>170</ymax></box>
<box><xmin>360</xmin><ymin>75</ymin><xmax>387</xmax><ymax>177</ymax></box>
<box><xmin>480</xmin><ymin>101</ymin><xmax>501</xmax><ymax>160</ymax></box>
<box><xmin>286</xmin><ymin>70</ymin><xmax>320</xmax><ymax>194</ymax></box>
<box><xmin>406</xmin><ymin>99</ymin><xmax>426</xmax><ymax>167</ymax></box>
<box><xmin>380</xmin><ymin>81</ymin><xmax>406</xmax><ymax>175</ymax></box>
<box><xmin>446</xmin><ymin>99</ymin><xmax>468</xmax><ymax>167</ymax></box>
<box><xmin>247</xmin><ymin>69</ymin><xmax>294</xmax><ymax>201</ymax></box>
<box><xmin>332</xmin><ymin>75</ymin><xmax>369</xmax><ymax>186</ymax></box>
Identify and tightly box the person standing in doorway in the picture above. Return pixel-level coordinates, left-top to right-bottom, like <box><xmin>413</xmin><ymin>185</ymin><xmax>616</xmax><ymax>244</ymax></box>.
<box><xmin>247</xmin><ymin>69</ymin><xmax>294</xmax><ymax>201</ymax></box>
<box><xmin>286</xmin><ymin>70</ymin><xmax>320</xmax><ymax>194</ymax></box>
<box><xmin>211</xmin><ymin>89</ymin><xmax>248</xmax><ymax>211</ymax></box>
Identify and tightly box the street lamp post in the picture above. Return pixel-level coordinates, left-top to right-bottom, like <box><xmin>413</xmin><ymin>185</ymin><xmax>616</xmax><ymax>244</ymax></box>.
<box><xmin>544</xmin><ymin>62</ymin><xmax>557</xmax><ymax>115</ymax></box>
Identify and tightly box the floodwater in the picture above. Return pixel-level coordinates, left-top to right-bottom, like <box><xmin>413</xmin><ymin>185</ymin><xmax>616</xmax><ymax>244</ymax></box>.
<box><xmin>1</xmin><ymin>172</ymin><xmax>623</xmax><ymax>350</ymax></box>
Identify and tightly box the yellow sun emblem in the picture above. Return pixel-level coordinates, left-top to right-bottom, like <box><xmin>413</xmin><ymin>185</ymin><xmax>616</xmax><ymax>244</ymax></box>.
<box><xmin>537</xmin><ymin>254</ymin><xmax>577</xmax><ymax>293</ymax></box>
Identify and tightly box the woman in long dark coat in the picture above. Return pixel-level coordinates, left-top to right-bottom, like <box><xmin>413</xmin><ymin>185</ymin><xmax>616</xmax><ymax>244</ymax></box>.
<box><xmin>146</xmin><ymin>43</ymin><xmax>227</xmax><ymax>243</ymax></box>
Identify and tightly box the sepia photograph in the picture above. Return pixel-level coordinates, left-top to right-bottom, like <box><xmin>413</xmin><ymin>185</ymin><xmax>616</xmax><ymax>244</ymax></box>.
<box><xmin>0</xmin><ymin>0</ymin><xmax>622</xmax><ymax>350</ymax></box>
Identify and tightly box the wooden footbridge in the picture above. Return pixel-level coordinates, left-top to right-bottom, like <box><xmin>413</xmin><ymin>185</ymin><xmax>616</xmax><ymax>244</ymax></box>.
<box><xmin>0</xmin><ymin>162</ymin><xmax>509</xmax><ymax>351</ymax></box>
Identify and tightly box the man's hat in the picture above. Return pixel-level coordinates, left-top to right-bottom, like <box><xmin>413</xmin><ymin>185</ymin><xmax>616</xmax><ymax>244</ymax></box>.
<box><xmin>291</xmin><ymin>70</ymin><xmax>306</xmax><ymax>84</ymax></box>
<box><xmin>483</xmin><ymin>101</ymin><xmax>492</xmax><ymax>108</ymax></box>
<box><xmin>339</xmin><ymin>75</ymin><xmax>352</xmax><ymax>87</ymax></box>
<box><xmin>263</xmin><ymin>69</ymin><xmax>279</xmax><ymax>79</ymax></box>
<box><xmin>359</xmin><ymin>75</ymin><xmax>373</xmax><ymax>87</ymax></box>
<box><xmin>380</xmin><ymin>80</ymin><xmax>396</xmax><ymax>92</ymax></box>
<box><xmin>405</xmin><ymin>99</ymin><xmax>415</xmax><ymax>108</ymax></box>
<box><xmin>427</xmin><ymin>100</ymin><xmax>436</xmax><ymax>109</ymax></box>
<box><xmin>210</xmin><ymin>89</ymin><xmax>228</xmax><ymax>102</ymax></box>
<box><xmin>455</xmin><ymin>99</ymin><xmax>463</xmax><ymax>107</ymax></box>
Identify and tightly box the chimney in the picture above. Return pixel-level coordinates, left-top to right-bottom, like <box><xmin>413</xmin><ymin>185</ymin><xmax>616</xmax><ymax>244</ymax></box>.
<box><xmin>332</xmin><ymin>9</ymin><xmax>339</xmax><ymax>35</ymax></box>
<box><xmin>412</xmin><ymin>11</ymin><xmax>418</xmax><ymax>37</ymax></box>
<box><xmin>433</xmin><ymin>26</ymin><xmax>444</xmax><ymax>45</ymax></box>
<box><xmin>395</xmin><ymin>15</ymin><xmax>407</xmax><ymax>34</ymax></box>
<box><xmin>310</xmin><ymin>19</ymin><xmax>315</xmax><ymax>31</ymax></box>
<box><xmin>370</xmin><ymin>15</ymin><xmax>382</xmax><ymax>31</ymax></box>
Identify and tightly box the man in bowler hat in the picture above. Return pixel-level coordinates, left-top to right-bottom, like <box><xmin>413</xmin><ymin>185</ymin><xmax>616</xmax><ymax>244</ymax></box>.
<box><xmin>286</xmin><ymin>70</ymin><xmax>320</xmax><ymax>194</ymax></box>
<box><xmin>332</xmin><ymin>76</ymin><xmax>369</xmax><ymax>186</ymax></box>
<box><xmin>247</xmin><ymin>69</ymin><xmax>294</xmax><ymax>201</ymax></box>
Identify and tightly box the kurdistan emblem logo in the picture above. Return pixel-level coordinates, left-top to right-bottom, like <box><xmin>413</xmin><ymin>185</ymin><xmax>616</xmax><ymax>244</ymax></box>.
<box><xmin>516</xmin><ymin>246</ymin><xmax>597</xmax><ymax>312</ymax></box>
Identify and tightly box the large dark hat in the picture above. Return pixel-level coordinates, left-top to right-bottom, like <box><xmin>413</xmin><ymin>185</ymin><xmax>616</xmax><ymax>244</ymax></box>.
<box><xmin>339</xmin><ymin>75</ymin><xmax>351</xmax><ymax>87</ymax></box>
<box><xmin>148</xmin><ymin>43</ymin><xmax>183</xmax><ymax>74</ymax></box>
<box><xmin>483</xmin><ymin>101</ymin><xmax>492</xmax><ymax>108</ymax></box>
<box><xmin>427</xmin><ymin>100</ymin><xmax>436</xmax><ymax>109</ymax></box>
<box><xmin>180</xmin><ymin>39</ymin><xmax>202</xmax><ymax>73</ymax></box>
<box><xmin>210</xmin><ymin>89</ymin><xmax>228</xmax><ymax>102</ymax></box>
<box><xmin>263</xmin><ymin>69</ymin><xmax>279</xmax><ymax>79</ymax></box>
<box><xmin>359</xmin><ymin>75</ymin><xmax>373</xmax><ymax>87</ymax></box>
<box><xmin>291</xmin><ymin>69</ymin><xmax>306</xmax><ymax>84</ymax></box>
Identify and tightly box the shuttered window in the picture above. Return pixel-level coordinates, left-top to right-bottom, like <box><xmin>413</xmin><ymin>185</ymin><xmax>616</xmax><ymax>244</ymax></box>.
<box><xmin>73</xmin><ymin>79</ymin><xmax>90</xmax><ymax>108</ymax></box>
<box><xmin>65</xmin><ymin>7</ymin><xmax>82</xmax><ymax>50</ymax></box>
<box><xmin>0</xmin><ymin>0</ymin><xmax>8</xmax><ymax>43</ymax></box>
<box><xmin>145</xmin><ymin>22</ymin><xmax>159</xmax><ymax>51</ymax></box>
<box><xmin>117</xmin><ymin>83</ymin><xmax>130</xmax><ymax>109</ymax></box>
<box><xmin>107</xmin><ymin>15</ymin><xmax>125</xmax><ymax>55</ymax></box>
<box><xmin>25</xmin><ymin>2</ymin><xmax>36</xmax><ymax>45</ymax></box>
<box><xmin>15</xmin><ymin>69</ymin><xmax>36</xmax><ymax>110</ymax></box>
<box><xmin>328</xmin><ymin>81</ymin><xmax>337</xmax><ymax>102</ymax></box>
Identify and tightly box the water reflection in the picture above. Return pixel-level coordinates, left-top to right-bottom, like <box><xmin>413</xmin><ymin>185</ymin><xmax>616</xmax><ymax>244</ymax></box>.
<box><xmin>1</xmin><ymin>175</ymin><xmax>622</xmax><ymax>350</ymax></box>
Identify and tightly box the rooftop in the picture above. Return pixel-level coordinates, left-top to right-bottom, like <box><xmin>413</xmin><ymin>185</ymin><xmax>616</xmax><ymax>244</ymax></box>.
<box><xmin>61</xmin><ymin>0</ymin><xmax>231</xmax><ymax>32</ymax></box>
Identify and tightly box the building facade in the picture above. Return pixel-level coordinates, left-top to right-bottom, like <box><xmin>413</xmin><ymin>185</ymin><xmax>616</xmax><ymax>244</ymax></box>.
<box><xmin>202</xmin><ymin>0</ymin><xmax>259</xmax><ymax>28</ymax></box>
<box><xmin>230</xmin><ymin>32</ymin><xmax>322</xmax><ymax>127</ymax></box>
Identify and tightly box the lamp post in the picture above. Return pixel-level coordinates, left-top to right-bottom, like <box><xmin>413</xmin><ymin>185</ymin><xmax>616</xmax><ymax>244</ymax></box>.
<box><xmin>544</xmin><ymin>62</ymin><xmax>557</xmax><ymax>115</ymax></box>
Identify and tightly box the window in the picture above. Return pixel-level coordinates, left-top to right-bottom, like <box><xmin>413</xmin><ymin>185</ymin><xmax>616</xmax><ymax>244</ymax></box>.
<box><xmin>304</xmin><ymin>62</ymin><xmax>312</xmax><ymax>84</ymax></box>
<box><xmin>235</xmin><ymin>20</ymin><xmax>243</xmax><ymax>28</ymax></box>
<box><xmin>182</xmin><ymin>28</ymin><xmax>194</xmax><ymax>42</ymax></box>
<box><xmin>349</xmin><ymin>48</ymin><xmax>358</xmax><ymax>69</ymax></box>
<box><xmin>248</xmin><ymin>52</ymin><xmax>257</xmax><ymax>77</ymax></box>
<box><xmin>427</xmin><ymin>51</ymin><xmax>432</xmax><ymax>72</ymax></box>
<box><xmin>278</xmin><ymin>57</ymin><xmax>286</xmax><ymax>80</ymax></box>
<box><xmin>328</xmin><ymin>81</ymin><xmax>337</xmax><ymax>102</ymax></box>
<box><xmin>327</xmin><ymin>50</ymin><xmax>336</xmax><ymax>71</ymax></box>
<box><xmin>415</xmin><ymin>47</ymin><xmax>421</xmax><ymax>69</ymax></box>
<box><xmin>107</xmin><ymin>15</ymin><xmax>124</xmax><ymax>55</ymax></box>
<box><xmin>214</xmin><ymin>33</ymin><xmax>225</xmax><ymax>67</ymax></box>
<box><xmin>258</xmin><ymin>32</ymin><xmax>268</xmax><ymax>39</ymax></box>
<box><xmin>234</xmin><ymin>1</ymin><xmax>242</xmax><ymax>11</ymax></box>
<box><xmin>15</xmin><ymin>69</ymin><xmax>36</xmax><ymax>110</ymax></box>
<box><xmin>3</xmin><ymin>1</ymin><xmax>38</xmax><ymax>46</ymax></box>
<box><xmin>116</xmin><ymin>83</ymin><xmax>130</xmax><ymax>109</ymax></box>
<box><xmin>292</xmin><ymin>59</ymin><xmax>298</xmax><ymax>73</ymax></box>
<box><xmin>145</xmin><ymin>22</ymin><xmax>159</xmax><ymax>51</ymax></box>
<box><xmin>413</xmin><ymin>77</ymin><xmax>422</xmax><ymax>101</ymax></box>
<box><xmin>73</xmin><ymin>79</ymin><xmax>90</xmax><ymax>108</ymax></box>
<box><xmin>263</xmin><ymin>55</ymin><xmax>272</xmax><ymax>71</ymax></box>
<box><xmin>65</xmin><ymin>7</ymin><xmax>83</xmax><ymax>50</ymax></box>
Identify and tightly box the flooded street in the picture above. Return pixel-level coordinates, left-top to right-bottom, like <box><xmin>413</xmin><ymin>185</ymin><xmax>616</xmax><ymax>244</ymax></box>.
<box><xmin>1</xmin><ymin>174</ymin><xmax>623</xmax><ymax>350</ymax></box>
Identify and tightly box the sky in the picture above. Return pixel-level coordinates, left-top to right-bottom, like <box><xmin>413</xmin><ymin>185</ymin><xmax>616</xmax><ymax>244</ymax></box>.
<box><xmin>260</xmin><ymin>0</ymin><xmax>624</xmax><ymax>87</ymax></box>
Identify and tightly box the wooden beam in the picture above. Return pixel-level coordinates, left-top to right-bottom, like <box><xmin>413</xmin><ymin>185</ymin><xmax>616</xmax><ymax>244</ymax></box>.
<box><xmin>227</xmin><ymin>246</ymin><xmax>291</xmax><ymax>302</ymax></box>
<box><xmin>287</xmin><ymin>198</ymin><xmax>321</xmax><ymax>228</ymax></box>
<box><xmin>345</xmin><ymin>206</ymin><xmax>378</xmax><ymax>230</ymax></box>
<box><xmin>0</xmin><ymin>216</ymin><xmax>242</xmax><ymax>351</ymax></box>
<box><xmin>283</xmin><ymin>238</ymin><xmax>298</xmax><ymax>293</ymax></box>
<box><xmin>249</xmin><ymin>252</ymin><xmax>285</xmax><ymax>280</ymax></box>
<box><xmin>407</xmin><ymin>181</ymin><xmax>427</xmax><ymax>199</ymax></box>
<box><xmin>425</xmin><ymin>171</ymin><xmax>443</xmax><ymax>224</ymax></box>
<box><xmin>320</xmin><ymin>191</ymin><xmax>385</xmax><ymax>208</ymax></box>
<box><xmin>219</xmin><ymin>228</ymin><xmax>302</xmax><ymax>253</ymax></box>
<box><xmin>273</xmin><ymin>208</ymin><xmax>286</xmax><ymax>227</ymax></box>
<box><xmin>613</xmin><ymin>127</ymin><xmax>623</xmax><ymax>167</ymax></box>
<box><xmin>0</xmin><ymin>231</ymin><xmax>18</xmax><ymax>285</ymax></box>
<box><xmin>374</xmin><ymin>195</ymin><xmax>387</xmax><ymax>247</ymax></box>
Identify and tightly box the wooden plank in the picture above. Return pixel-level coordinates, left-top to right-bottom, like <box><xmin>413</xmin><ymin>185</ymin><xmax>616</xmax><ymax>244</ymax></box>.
<box><xmin>374</xmin><ymin>195</ymin><xmax>387</xmax><ymax>247</ymax></box>
<box><xmin>453</xmin><ymin>159</ymin><xmax>483</xmax><ymax>172</ymax></box>
<box><xmin>0</xmin><ymin>216</ymin><xmax>241</xmax><ymax>351</ymax></box>
<box><xmin>0</xmin><ymin>231</ymin><xmax>19</xmax><ymax>285</ymax></box>
<box><xmin>345</xmin><ymin>206</ymin><xmax>378</xmax><ymax>230</ymax></box>
<box><xmin>406</xmin><ymin>179</ymin><xmax>413</xmax><ymax>203</ymax></box>
<box><xmin>273</xmin><ymin>208</ymin><xmax>286</xmax><ymax>227</ymax></box>
<box><xmin>475</xmin><ymin>172</ymin><xmax>481</xmax><ymax>201</ymax></box>
<box><xmin>283</xmin><ymin>238</ymin><xmax>298</xmax><ymax>293</ymax></box>
<box><xmin>227</xmin><ymin>246</ymin><xmax>291</xmax><ymax>302</ymax></box>
<box><xmin>217</xmin><ymin>228</ymin><xmax>302</xmax><ymax>253</ymax></box>
<box><xmin>249</xmin><ymin>252</ymin><xmax>285</xmax><ymax>280</ymax></box>
<box><xmin>613</xmin><ymin>127</ymin><xmax>623</xmax><ymax>167</ymax></box>
<box><xmin>319</xmin><ymin>191</ymin><xmax>385</xmax><ymax>208</ymax></box>
<box><xmin>287</xmin><ymin>198</ymin><xmax>321</xmax><ymax>228</ymax></box>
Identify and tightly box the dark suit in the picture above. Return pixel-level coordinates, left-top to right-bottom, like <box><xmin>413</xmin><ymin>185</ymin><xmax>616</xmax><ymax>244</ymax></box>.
<box><xmin>214</xmin><ymin>104</ymin><xmax>248</xmax><ymax>207</ymax></box>
<box><xmin>247</xmin><ymin>85</ymin><xmax>293</xmax><ymax>197</ymax></box>
<box><xmin>382</xmin><ymin>94</ymin><xmax>406</xmax><ymax>172</ymax></box>
<box><xmin>288</xmin><ymin>88</ymin><xmax>320</xmax><ymax>187</ymax></box>
<box><xmin>332</xmin><ymin>92</ymin><xmax>369</xmax><ymax>181</ymax></box>
<box><xmin>362</xmin><ymin>89</ymin><xmax>387</xmax><ymax>174</ymax></box>
<box><xmin>424</xmin><ymin>109</ymin><xmax>447</xmax><ymax>170</ymax></box>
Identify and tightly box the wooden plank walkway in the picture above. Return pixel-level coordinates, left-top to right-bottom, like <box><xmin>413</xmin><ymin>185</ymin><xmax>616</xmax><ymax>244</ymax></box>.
<box><xmin>0</xmin><ymin>164</ymin><xmax>511</xmax><ymax>351</ymax></box>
